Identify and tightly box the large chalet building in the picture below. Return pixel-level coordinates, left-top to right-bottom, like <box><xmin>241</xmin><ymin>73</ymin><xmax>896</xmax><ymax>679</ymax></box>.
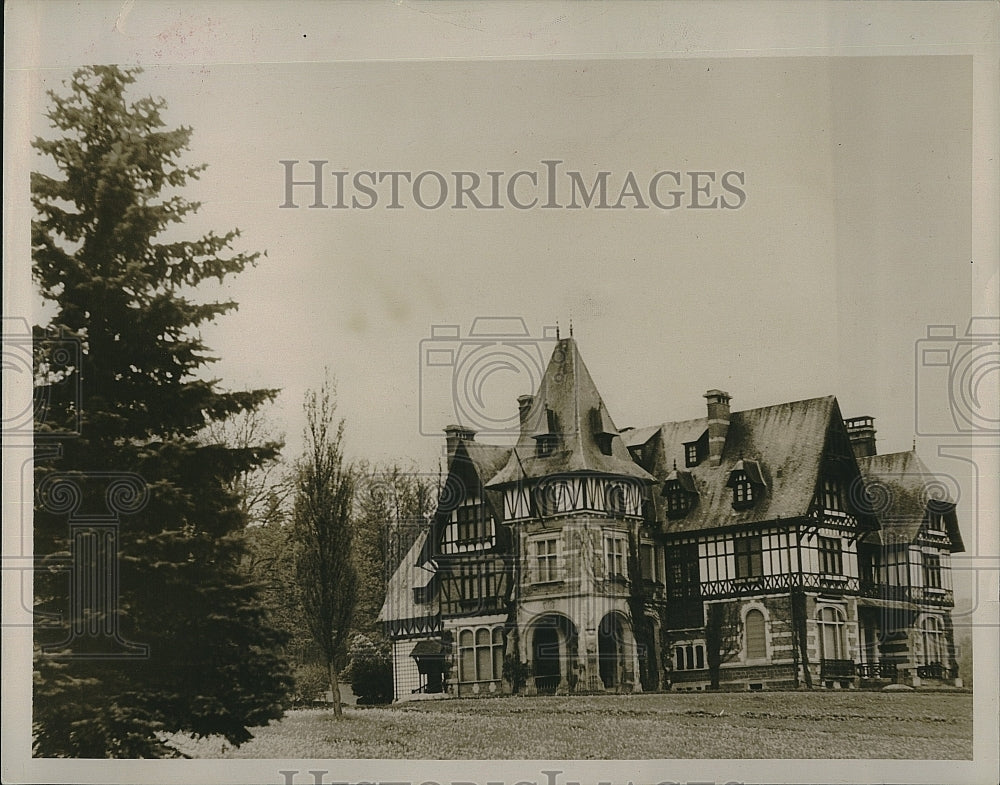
<box><xmin>379</xmin><ymin>337</ymin><xmax>964</xmax><ymax>699</ymax></box>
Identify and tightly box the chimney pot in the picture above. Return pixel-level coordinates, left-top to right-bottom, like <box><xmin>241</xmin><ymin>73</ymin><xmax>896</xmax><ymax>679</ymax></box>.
<box><xmin>844</xmin><ymin>416</ymin><xmax>877</xmax><ymax>459</ymax></box>
<box><xmin>443</xmin><ymin>424</ymin><xmax>476</xmax><ymax>458</ymax></box>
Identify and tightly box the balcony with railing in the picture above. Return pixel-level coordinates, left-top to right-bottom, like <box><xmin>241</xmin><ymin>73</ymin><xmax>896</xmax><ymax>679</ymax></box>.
<box><xmin>916</xmin><ymin>662</ymin><xmax>959</xmax><ymax>680</ymax></box>
<box><xmin>858</xmin><ymin>582</ymin><xmax>954</xmax><ymax>607</ymax></box>
<box><xmin>820</xmin><ymin>659</ymin><xmax>856</xmax><ymax>679</ymax></box>
<box><xmin>858</xmin><ymin>581</ymin><xmax>910</xmax><ymax>603</ymax></box>
<box><xmin>856</xmin><ymin>661</ymin><xmax>898</xmax><ymax>680</ymax></box>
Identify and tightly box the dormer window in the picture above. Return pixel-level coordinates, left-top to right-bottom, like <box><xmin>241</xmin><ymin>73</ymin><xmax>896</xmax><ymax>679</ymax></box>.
<box><xmin>595</xmin><ymin>433</ymin><xmax>614</xmax><ymax>457</ymax></box>
<box><xmin>662</xmin><ymin>467</ymin><xmax>698</xmax><ymax>519</ymax></box>
<box><xmin>732</xmin><ymin>473</ymin><xmax>755</xmax><ymax>507</ymax></box>
<box><xmin>590</xmin><ymin>407</ymin><xmax>617</xmax><ymax>457</ymax></box>
<box><xmin>727</xmin><ymin>459</ymin><xmax>765</xmax><ymax>511</ymax></box>
<box><xmin>664</xmin><ymin>481</ymin><xmax>690</xmax><ymax>517</ymax></box>
<box><xmin>535</xmin><ymin>408</ymin><xmax>560</xmax><ymax>457</ymax></box>
<box><xmin>927</xmin><ymin>512</ymin><xmax>945</xmax><ymax>532</ymax></box>
<box><xmin>684</xmin><ymin>431</ymin><xmax>709</xmax><ymax>467</ymax></box>
<box><xmin>536</xmin><ymin>434</ymin><xmax>558</xmax><ymax>457</ymax></box>
<box><xmin>685</xmin><ymin>443</ymin><xmax>698</xmax><ymax>466</ymax></box>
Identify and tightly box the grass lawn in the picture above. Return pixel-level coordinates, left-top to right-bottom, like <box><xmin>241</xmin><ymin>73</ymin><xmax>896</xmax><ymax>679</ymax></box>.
<box><xmin>171</xmin><ymin>691</ymin><xmax>973</xmax><ymax>759</ymax></box>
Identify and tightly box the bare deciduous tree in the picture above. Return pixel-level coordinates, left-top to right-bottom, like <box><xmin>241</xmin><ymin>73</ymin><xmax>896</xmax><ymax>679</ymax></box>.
<box><xmin>705</xmin><ymin>601</ymin><xmax>744</xmax><ymax>690</ymax></box>
<box><xmin>292</xmin><ymin>377</ymin><xmax>357</xmax><ymax>717</ymax></box>
<box><xmin>204</xmin><ymin>404</ymin><xmax>292</xmax><ymax>529</ymax></box>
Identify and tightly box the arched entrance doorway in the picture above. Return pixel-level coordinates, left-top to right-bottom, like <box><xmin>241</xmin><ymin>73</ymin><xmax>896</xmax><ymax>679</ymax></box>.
<box><xmin>598</xmin><ymin>612</ymin><xmax>632</xmax><ymax>689</ymax></box>
<box><xmin>529</xmin><ymin>614</ymin><xmax>577</xmax><ymax>694</ymax></box>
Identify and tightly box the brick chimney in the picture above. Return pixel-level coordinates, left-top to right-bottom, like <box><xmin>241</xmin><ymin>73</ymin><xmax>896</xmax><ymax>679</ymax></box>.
<box><xmin>444</xmin><ymin>424</ymin><xmax>476</xmax><ymax>458</ymax></box>
<box><xmin>844</xmin><ymin>416</ymin><xmax>877</xmax><ymax>458</ymax></box>
<box><xmin>517</xmin><ymin>394</ymin><xmax>535</xmax><ymax>427</ymax></box>
<box><xmin>704</xmin><ymin>389</ymin><xmax>731</xmax><ymax>466</ymax></box>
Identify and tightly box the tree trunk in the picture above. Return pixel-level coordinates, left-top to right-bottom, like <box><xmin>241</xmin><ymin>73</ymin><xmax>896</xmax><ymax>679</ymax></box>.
<box><xmin>792</xmin><ymin>588</ymin><xmax>813</xmax><ymax>689</ymax></box>
<box><xmin>328</xmin><ymin>660</ymin><xmax>343</xmax><ymax>717</ymax></box>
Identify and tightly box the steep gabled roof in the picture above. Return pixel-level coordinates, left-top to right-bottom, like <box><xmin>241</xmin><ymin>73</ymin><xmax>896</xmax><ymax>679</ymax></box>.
<box><xmin>461</xmin><ymin>441</ymin><xmax>512</xmax><ymax>488</ymax></box>
<box><xmin>488</xmin><ymin>338</ymin><xmax>653</xmax><ymax>485</ymax></box>
<box><xmin>377</xmin><ymin>529</ymin><xmax>437</xmax><ymax>624</ymax></box>
<box><xmin>422</xmin><ymin>439</ymin><xmax>513</xmax><ymax>559</ymax></box>
<box><xmin>857</xmin><ymin>450</ymin><xmax>964</xmax><ymax>552</ymax></box>
<box><xmin>446</xmin><ymin>439</ymin><xmax>511</xmax><ymax>523</ymax></box>
<box><xmin>631</xmin><ymin>395</ymin><xmax>840</xmax><ymax>533</ymax></box>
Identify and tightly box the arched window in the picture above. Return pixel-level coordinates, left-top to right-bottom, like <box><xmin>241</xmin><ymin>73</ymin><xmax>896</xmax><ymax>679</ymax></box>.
<box><xmin>920</xmin><ymin>616</ymin><xmax>945</xmax><ymax>666</ymax></box>
<box><xmin>492</xmin><ymin>627</ymin><xmax>505</xmax><ymax>679</ymax></box>
<box><xmin>816</xmin><ymin>606</ymin><xmax>846</xmax><ymax>660</ymax></box>
<box><xmin>459</xmin><ymin>629</ymin><xmax>475</xmax><ymax>682</ymax></box>
<box><xmin>458</xmin><ymin>626</ymin><xmax>505</xmax><ymax>683</ymax></box>
<box><xmin>745</xmin><ymin>609</ymin><xmax>767</xmax><ymax>660</ymax></box>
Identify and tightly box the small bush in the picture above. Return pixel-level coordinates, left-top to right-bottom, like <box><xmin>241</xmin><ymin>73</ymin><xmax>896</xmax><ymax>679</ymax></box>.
<box><xmin>347</xmin><ymin>634</ymin><xmax>393</xmax><ymax>705</ymax></box>
<box><xmin>291</xmin><ymin>662</ymin><xmax>330</xmax><ymax>705</ymax></box>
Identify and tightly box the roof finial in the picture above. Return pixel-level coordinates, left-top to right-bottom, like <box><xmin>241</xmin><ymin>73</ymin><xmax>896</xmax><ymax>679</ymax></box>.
<box><xmin>556</xmin><ymin>321</ymin><xmax>560</xmax><ymax>340</ymax></box>
<box><xmin>569</xmin><ymin>318</ymin><xmax>574</xmax><ymax>337</ymax></box>
<box><xmin>673</xmin><ymin>459</ymin><xmax>678</xmax><ymax>470</ymax></box>
<box><xmin>913</xmin><ymin>435</ymin><xmax>917</xmax><ymax>452</ymax></box>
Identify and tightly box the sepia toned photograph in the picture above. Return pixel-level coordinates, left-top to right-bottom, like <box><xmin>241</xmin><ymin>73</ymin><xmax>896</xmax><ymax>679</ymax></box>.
<box><xmin>3</xmin><ymin>3</ymin><xmax>998</xmax><ymax>784</ymax></box>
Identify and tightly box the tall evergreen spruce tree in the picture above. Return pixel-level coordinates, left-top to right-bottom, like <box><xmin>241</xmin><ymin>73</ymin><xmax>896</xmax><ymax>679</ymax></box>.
<box><xmin>31</xmin><ymin>65</ymin><xmax>293</xmax><ymax>757</ymax></box>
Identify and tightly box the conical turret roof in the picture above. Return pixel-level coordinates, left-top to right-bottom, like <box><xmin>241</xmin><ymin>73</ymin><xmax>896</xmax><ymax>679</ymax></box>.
<box><xmin>487</xmin><ymin>337</ymin><xmax>653</xmax><ymax>485</ymax></box>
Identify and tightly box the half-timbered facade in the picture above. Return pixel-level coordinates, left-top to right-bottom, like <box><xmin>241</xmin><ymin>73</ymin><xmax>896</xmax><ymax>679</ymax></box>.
<box><xmin>379</xmin><ymin>337</ymin><xmax>964</xmax><ymax>699</ymax></box>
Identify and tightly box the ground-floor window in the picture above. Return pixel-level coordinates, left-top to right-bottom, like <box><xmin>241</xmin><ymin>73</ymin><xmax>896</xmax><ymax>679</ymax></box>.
<box><xmin>458</xmin><ymin>626</ymin><xmax>504</xmax><ymax>682</ymax></box>
<box><xmin>920</xmin><ymin>616</ymin><xmax>946</xmax><ymax>666</ymax></box>
<box><xmin>744</xmin><ymin>608</ymin><xmax>767</xmax><ymax>659</ymax></box>
<box><xmin>816</xmin><ymin>606</ymin><xmax>846</xmax><ymax>660</ymax></box>
<box><xmin>674</xmin><ymin>642</ymin><xmax>706</xmax><ymax>670</ymax></box>
<box><xmin>743</xmin><ymin>609</ymin><xmax>767</xmax><ymax>660</ymax></box>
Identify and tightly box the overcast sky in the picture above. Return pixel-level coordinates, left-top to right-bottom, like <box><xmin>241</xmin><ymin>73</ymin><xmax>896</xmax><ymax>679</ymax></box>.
<box><xmin>27</xmin><ymin>56</ymin><xmax>977</xmax><ymax>453</ymax></box>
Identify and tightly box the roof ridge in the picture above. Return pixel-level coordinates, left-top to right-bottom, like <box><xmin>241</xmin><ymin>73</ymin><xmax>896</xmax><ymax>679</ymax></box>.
<box><xmin>627</xmin><ymin>394</ymin><xmax>839</xmax><ymax>436</ymax></box>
